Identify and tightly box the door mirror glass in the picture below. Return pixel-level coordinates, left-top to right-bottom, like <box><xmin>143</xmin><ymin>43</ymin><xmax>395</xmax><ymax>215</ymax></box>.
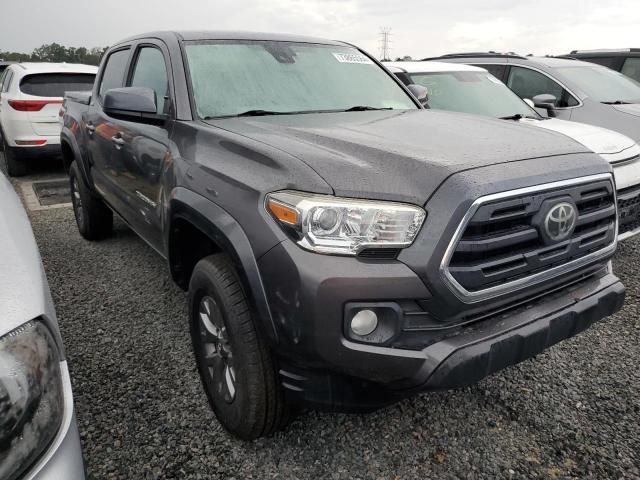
<box><xmin>103</xmin><ymin>87</ymin><xmax>158</xmax><ymax>118</ymax></box>
<box><xmin>407</xmin><ymin>84</ymin><xmax>429</xmax><ymax>105</ymax></box>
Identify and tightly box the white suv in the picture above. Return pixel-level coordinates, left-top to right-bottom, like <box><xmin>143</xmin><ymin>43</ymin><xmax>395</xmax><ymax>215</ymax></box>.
<box><xmin>0</xmin><ymin>63</ymin><xmax>96</xmax><ymax>176</ymax></box>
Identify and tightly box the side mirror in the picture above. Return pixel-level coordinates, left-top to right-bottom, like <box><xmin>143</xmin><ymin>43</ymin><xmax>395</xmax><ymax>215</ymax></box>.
<box><xmin>103</xmin><ymin>87</ymin><xmax>159</xmax><ymax>120</ymax></box>
<box><xmin>532</xmin><ymin>94</ymin><xmax>557</xmax><ymax>111</ymax></box>
<box><xmin>407</xmin><ymin>84</ymin><xmax>429</xmax><ymax>106</ymax></box>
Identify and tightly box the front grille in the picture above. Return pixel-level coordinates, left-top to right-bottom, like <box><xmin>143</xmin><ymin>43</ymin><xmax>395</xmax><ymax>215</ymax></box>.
<box><xmin>617</xmin><ymin>184</ymin><xmax>640</xmax><ymax>237</ymax></box>
<box><xmin>443</xmin><ymin>175</ymin><xmax>616</xmax><ymax>298</ymax></box>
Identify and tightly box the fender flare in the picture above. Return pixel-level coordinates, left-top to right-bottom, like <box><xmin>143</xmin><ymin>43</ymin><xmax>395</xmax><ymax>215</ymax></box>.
<box><xmin>60</xmin><ymin>127</ymin><xmax>92</xmax><ymax>188</ymax></box>
<box><xmin>169</xmin><ymin>187</ymin><xmax>279</xmax><ymax>343</ymax></box>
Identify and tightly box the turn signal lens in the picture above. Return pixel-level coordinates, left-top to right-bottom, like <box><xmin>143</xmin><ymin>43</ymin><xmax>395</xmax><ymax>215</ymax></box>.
<box><xmin>267</xmin><ymin>199</ymin><xmax>299</xmax><ymax>226</ymax></box>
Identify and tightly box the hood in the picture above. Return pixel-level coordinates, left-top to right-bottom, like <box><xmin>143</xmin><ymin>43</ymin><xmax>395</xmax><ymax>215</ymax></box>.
<box><xmin>520</xmin><ymin>117</ymin><xmax>637</xmax><ymax>160</ymax></box>
<box><xmin>207</xmin><ymin>109</ymin><xmax>592</xmax><ymax>204</ymax></box>
<box><xmin>0</xmin><ymin>173</ymin><xmax>56</xmax><ymax>336</ymax></box>
<box><xmin>613</xmin><ymin>103</ymin><xmax>640</xmax><ymax>118</ymax></box>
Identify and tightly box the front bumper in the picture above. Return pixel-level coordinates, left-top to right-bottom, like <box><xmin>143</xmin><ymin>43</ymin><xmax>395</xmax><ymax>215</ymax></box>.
<box><xmin>259</xmin><ymin>240</ymin><xmax>624</xmax><ymax>411</ymax></box>
<box><xmin>25</xmin><ymin>361</ymin><xmax>85</xmax><ymax>480</ymax></box>
<box><xmin>617</xmin><ymin>184</ymin><xmax>640</xmax><ymax>240</ymax></box>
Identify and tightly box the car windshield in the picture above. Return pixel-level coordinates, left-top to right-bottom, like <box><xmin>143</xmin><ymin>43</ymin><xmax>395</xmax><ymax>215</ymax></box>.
<box><xmin>555</xmin><ymin>65</ymin><xmax>640</xmax><ymax>104</ymax></box>
<box><xmin>185</xmin><ymin>40</ymin><xmax>417</xmax><ymax>118</ymax></box>
<box><xmin>406</xmin><ymin>70</ymin><xmax>537</xmax><ymax>119</ymax></box>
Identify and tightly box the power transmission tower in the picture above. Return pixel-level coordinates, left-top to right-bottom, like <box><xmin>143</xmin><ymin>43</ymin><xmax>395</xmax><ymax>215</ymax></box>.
<box><xmin>378</xmin><ymin>27</ymin><xmax>392</xmax><ymax>61</ymax></box>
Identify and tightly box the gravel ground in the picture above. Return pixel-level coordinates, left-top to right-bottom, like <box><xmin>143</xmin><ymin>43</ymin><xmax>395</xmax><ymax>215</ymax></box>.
<box><xmin>4</xmin><ymin>158</ymin><xmax>640</xmax><ymax>479</ymax></box>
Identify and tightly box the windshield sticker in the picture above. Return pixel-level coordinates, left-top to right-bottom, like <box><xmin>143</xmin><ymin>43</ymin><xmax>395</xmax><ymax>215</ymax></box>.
<box><xmin>333</xmin><ymin>52</ymin><xmax>373</xmax><ymax>64</ymax></box>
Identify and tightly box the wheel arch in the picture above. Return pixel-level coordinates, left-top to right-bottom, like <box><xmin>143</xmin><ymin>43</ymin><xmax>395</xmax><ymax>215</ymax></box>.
<box><xmin>168</xmin><ymin>187</ymin><xmax>279</xmax><ymax>344</ymax></box>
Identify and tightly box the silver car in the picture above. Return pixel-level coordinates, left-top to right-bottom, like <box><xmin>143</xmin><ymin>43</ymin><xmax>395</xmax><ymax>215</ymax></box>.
<box><xmin>429</xmin><ymin>53</ymin><xmax>640</xmax><ymax>144</ymax></box>
<box><xmin>0</xmin><ymin>172</ymin><xmax>85</xmax><ymax>479</ymax></box>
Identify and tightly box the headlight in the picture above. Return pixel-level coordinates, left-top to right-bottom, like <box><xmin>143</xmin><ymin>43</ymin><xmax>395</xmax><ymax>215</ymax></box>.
<box><xmin>0</xmin><ymin>321</ymin><xmax>64</xmax><ymax>480</ymax></box>
<box><xmin>266</xmin><ymin>190</ymin><xmax>426</xmax><ymax>255</ymax></box>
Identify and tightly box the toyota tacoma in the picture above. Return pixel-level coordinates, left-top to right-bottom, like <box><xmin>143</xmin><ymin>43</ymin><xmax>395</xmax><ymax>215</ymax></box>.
<box><xmin>61</xmin><ymin>31</ymin><xmax>625</xmax><ymax>440</ymax></box>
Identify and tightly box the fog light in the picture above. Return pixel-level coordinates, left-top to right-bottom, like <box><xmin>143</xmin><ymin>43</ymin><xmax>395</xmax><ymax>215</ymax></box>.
<box><xmin>350</xmin><ymin>309</ymin><xmax>378</xmax><ymax>336</ymax></box>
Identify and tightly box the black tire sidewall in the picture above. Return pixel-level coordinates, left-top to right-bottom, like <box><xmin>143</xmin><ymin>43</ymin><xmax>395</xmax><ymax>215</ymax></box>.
<box><xmin>3</xmin><ymin>137</ymin><xmax>26</xmax><ymax>177</ymax></box>
<box><xmin>188</xmin><ymin>256</ymin><xmax>268</xmax><ymax>440</ymax></box>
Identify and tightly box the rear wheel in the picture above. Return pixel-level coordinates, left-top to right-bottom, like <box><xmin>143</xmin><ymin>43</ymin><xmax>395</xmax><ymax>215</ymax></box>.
<box><xmin>2</xmin><ymin>137</ymin><xmax>27</xmax><ymax>177</ymax></box>
<box><xmin>189</xmin><ymin>254</ymin><xmax>291</xmax><ymax>440</ymax></box>
<box><xmin>69</xmin><ymin>161</ymin><xmax>113</xmax><ymax>240</ymax></box>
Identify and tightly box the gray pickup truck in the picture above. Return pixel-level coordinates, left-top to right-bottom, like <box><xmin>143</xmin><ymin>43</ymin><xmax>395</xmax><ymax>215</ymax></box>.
<box><xmin>61</xmin><ymin>31</ymin><xmax>624</xmax><ymax>440</ymax></box>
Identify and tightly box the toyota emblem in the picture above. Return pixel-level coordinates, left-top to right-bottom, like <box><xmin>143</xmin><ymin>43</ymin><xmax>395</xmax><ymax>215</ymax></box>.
<box><xmin>544</xmin><ymin>202</ymin><xmax>577</xmax><ymax>242</ymax></box>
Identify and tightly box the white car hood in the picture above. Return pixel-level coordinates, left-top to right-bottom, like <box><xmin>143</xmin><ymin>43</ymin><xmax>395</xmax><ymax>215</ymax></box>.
<box><xmin>519</xmin><ymin>118</ymin><xmax>636</xmax><ymax>158</ymax></box>
<box><xmin>0</xmin><ymin>173</ymin><xmax>57</xmax><ymax>336</ymax></box>
<box><xmin>519</xmin><ymin>117</ymin><xmax>640</xmax><ymax>190</ymax></box>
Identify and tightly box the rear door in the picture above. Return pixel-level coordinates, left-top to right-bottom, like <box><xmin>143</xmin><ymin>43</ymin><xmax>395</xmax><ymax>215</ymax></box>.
<box><xmin>20</xmin><ymin>73</ymin><xmax>95</xmax><ymax>136</ymax></box>
<box><xmin>85</xmin><ymin>47</ymin><xmax>133</xmax><ymax>212</ymax></box>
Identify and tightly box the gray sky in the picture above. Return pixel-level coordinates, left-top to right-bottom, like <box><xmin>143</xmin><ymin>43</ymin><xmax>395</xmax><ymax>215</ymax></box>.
<box><xmin>1</xmin><ymin>0</ymin><xmax>639</xmax><ymax>58</ymax></box>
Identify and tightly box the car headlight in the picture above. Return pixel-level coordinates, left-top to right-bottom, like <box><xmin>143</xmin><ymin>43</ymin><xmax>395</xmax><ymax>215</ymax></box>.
<box><xmin>266</xmin><ymin>190</ymin><xmax>426</xmax><ymax>255</ymax></box>
<box><xmin>0</xmin><ymin>321</ymin><xmax>64</xmax><ymax>480</ymax></box>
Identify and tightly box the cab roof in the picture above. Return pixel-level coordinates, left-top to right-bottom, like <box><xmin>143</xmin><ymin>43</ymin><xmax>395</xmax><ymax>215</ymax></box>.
<box><xmin>118</xmin><ymin>30</ymin><xmax>348</xmax><ymax>47</ymax></box>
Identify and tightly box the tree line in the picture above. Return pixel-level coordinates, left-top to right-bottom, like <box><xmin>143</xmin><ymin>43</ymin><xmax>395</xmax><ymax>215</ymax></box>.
<box><xmin>0</xmin><ymin>43</ymin><xmax>108</xmax><ymax>66</ymax></box>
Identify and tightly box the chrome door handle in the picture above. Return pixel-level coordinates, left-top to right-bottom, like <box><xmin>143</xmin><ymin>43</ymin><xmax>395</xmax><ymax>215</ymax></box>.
<box><xmin>111</xmin><ymin>136</ymin><xmax>125</xmax><ymax>149</ymax></box>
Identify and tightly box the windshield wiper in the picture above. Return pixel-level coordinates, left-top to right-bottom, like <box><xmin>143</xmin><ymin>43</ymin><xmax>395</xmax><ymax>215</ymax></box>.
<box><xmin>499</xmin><ymin>113</ymin><xmax>539</xmax><ymax>120</ymax></box>
<box><xmin>601</xmin><ymin>100</ymin><xmax>632</xmax><ymax>105</ymax></box>
<box><xmin>344</xmin><ymin>106</ymin><xmax>393</xmax><ymax>112</ymax></box>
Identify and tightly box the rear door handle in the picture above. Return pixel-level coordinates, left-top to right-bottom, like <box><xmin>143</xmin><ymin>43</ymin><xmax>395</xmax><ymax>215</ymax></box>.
<box><xmin>111</xmin><ymin>136</ymin><xmax>125</xmax><ymax>149</ymax></box>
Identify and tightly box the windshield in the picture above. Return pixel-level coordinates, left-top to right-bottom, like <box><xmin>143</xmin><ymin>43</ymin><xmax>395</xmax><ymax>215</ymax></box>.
<box><xmin>555</xmin><ymin>65</ymin><xmax>640</xmax><ymax>104</ymax></box>
<box><xmin>185</xmin><ymin>40</ymin><xmax>417</xmax><ymax>118</ymax></box>
<box><xmin>406</xmin><ymin>70</ymin><xmax>537</xmax><ymax>119</ymax></box>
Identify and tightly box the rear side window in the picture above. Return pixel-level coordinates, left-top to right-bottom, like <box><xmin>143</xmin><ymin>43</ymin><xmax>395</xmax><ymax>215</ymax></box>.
<box><xmin>99</xmin><ymin>49</ymin><xmax>130</xmax><ymax>100</ymax></box>
<box><xmin>622</xmin><ymin>58</ymin><xmax>640</xmax><ymax>83</ymax></box>
<box><xmin>128</xmin><ymin>47</ymin><xmax>169</xmax><ymax>114</ymax></box>
<box><xmin>20</xmin><ymin>73</ymin><xmax>96</xmax><ymax>97</ymax></box>
<box><xmin>507</xmin><ymin>66</ymin><xmax>579</xmax><ymax>108</ymax></box>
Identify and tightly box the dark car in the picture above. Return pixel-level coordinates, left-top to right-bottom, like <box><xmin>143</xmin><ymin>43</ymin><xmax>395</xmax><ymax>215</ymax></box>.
<box><xmin>61</xmin><ymin>32</ymin><xmax>624</xmax><ymax>440</ymax></box>
<box><xmin>562</xmin><ymin>49</ymin><xmax>640</xmax><ymax>82</ymax></box>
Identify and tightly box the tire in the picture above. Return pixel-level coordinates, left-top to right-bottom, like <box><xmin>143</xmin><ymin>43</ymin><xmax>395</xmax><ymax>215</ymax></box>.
<box><xmin>2</xmin><ymin>137</ymin><xmax>27</xmax><ymax>177</ymax></box>
<box><xmin>189</xmin><ymin>254</ymin><xmax>291</xmax><ymax>440</ymax></box>
<box><xmin>69</xmin><ymin>161</ymin><xmax>113</xmax><ymax>240</ymax></box>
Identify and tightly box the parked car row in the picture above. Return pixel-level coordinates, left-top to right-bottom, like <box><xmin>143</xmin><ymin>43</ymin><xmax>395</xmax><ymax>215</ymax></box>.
<box><xmin>385</xmin><ymin>60</ymin><xmax>640</xmax><ymax>239</ymax></box>
<box><xmin>1</xmin><ymin>32</ymin><xmax>639</xmax><ymax>479</ymax></box>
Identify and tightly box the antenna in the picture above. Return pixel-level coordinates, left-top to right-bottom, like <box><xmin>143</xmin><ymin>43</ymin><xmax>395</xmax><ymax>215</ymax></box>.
<box><xmin>378</xmin><ymin>27</ymin><xmax>392</xmax><ymax>61</ymax></box>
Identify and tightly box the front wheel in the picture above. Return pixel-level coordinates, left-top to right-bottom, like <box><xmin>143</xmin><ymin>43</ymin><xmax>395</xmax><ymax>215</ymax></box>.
<box><xmin>188</xmin><ymin>254</ymin><xmax>291</xmax><ymax>440</ymax></box>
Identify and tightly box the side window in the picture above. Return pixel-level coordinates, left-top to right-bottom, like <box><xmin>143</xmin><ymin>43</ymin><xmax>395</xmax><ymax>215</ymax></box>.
<box><xmin>128</xmin><ymin>47</ymin><xmax>169</xmax><ymax>114</ymax></box>
<box><xmin>507</xmin><ymin>66</ymin><xmax>578</xmax><ymax>108</ymax></box>
<box><xmin>479</xmin><ymin>64</ymin><xmax>506</xmax><ymax>81</ymax></box>
<box><xmin>621</xmin><ymin>58</ymin><xmax>640</xmax><ymax>83</ymax></box>
<box><xmin>2</xmin><ymin>70</ymin><xmax>14</xmax><ymax>93</ymax></box>
<box><xmin>98</xmin><ymin>49</ymin><xmax>131</xmax><ymax>101</ymax></box>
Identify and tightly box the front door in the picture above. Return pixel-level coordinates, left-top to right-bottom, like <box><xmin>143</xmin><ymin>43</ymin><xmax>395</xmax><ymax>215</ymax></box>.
<box><xmin>113</xmin><ymin>43</ymin><xmax>173</xmax><ymax>254</ymax></box>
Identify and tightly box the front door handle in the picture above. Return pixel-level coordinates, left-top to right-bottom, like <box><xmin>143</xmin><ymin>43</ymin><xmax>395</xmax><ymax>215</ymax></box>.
<box><xmin>86</xmin><ymin>123</ymin><xmax>96</xmax><ymax>136</ymax></box>
<box><xmin>111</xmin><ymin>136</ymin><xmax>125</xmax><ymax>150</ymax></box>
